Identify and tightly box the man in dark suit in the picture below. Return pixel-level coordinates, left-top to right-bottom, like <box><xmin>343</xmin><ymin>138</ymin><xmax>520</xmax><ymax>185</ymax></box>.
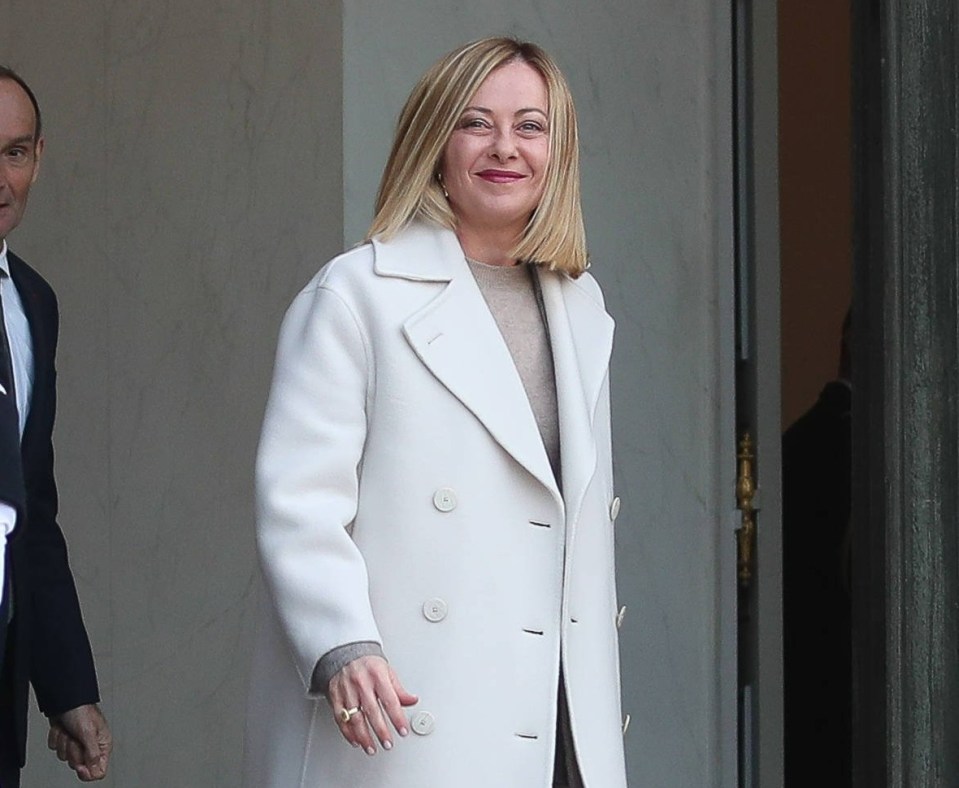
<box><xmin>0</xmin><ymin>66</ymin><xmax>111</xmax><ymax>786</ymax></box>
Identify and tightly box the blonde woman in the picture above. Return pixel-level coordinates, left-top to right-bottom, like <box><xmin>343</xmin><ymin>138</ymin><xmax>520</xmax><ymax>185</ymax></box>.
<box><xmin>246</xmin><ymin>37</ymin><xmax>626</xmax><ymax>788</ymax></box>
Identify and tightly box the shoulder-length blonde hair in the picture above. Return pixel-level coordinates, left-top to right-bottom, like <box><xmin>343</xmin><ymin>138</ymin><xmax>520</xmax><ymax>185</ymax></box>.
<box><xmin>367</xmin><ymin>37</ymin><xmax>587</xmax><ymax>277</ymax></box>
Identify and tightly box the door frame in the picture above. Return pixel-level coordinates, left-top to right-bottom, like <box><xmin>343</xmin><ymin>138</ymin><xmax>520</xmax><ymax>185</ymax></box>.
<box><xmin>734</xmin><ymin>0</ymin><xmax>784</xmax><ymax>785</ymax></box>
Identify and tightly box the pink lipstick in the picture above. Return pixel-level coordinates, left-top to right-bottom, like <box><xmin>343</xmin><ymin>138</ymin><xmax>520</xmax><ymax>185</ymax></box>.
<box><xmin>476</xmin><ymin>169</ymin><xmax>525</xmax><ymax>183</ymax></box>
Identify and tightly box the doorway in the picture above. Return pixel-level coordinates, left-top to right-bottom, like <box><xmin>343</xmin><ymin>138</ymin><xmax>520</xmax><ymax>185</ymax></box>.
<box><xmin>780</xmin><ymin>0</ymin><xmax>853</xmax><ymax>428</ymax></box>
<box><xmin>779</xmin><ymin>0</ymin><xmax>854</xmax><ymax>785</ymax></box>
<box><xmin>734</xmin><ymin>0</ymin><xmax>855</xmax><ymax>784</ymax></box>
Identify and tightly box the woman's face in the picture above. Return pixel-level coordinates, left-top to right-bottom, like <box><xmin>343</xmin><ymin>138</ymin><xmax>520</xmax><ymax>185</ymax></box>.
<box><xmin>440</xmin><ymin>60</ymin><xmax>550</xmax><ymax>242</ymax></box>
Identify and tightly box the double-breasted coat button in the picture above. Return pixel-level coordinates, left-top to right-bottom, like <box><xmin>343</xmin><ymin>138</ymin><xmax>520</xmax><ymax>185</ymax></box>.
<box><xmin>433</xmin><ymin>488</ymin><xmax>457</xmax><ymax>512</ymax></box>
<box><xmin>616</xmin><ymin>605</ymin><xmax>627</xmax><ymax>629</ymax></box>
<box><xmin>410</xmin><ymin>711</ymin><xmax>435</xmax><ymax>736</ymax></box>
<box><xmin>422</xmin><ymin>598</ymin><xmax>448</xmax><ymax>622</ymax></box>
<box><xmin>610</xmin><ymin>496</ymin><xmax>622</xmax><ymax>521</ymax></box>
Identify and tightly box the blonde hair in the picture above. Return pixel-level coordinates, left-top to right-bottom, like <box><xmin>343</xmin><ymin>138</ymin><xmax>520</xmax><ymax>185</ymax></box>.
<box><xmin>367</xmin><ymin>37</ymin><xmax>588</xmax><ymax>277</ymax></box>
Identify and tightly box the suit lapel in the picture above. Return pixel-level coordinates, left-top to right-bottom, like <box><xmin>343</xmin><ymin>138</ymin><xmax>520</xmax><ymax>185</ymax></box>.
<box><xmin>539</xmin><ymin>271</ymin><xmax>614</xmax><ymax>524</ymax></box>
<box><xmin>8</xmin><ymin>254</ymin><xmax>49</xmax><ymax>452</ymax></box>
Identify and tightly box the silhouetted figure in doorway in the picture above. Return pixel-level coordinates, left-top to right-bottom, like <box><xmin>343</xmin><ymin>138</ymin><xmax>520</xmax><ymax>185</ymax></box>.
<box><xmin>782</xmin><ymin>311</ymin><xmax>852</xmax><ymax>786</ymax></box>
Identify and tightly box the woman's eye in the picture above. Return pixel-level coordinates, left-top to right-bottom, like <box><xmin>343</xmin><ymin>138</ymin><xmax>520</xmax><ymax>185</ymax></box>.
<box><xmin>460</xmin><ymin>117</ymin><xmax>489</xmax><ymax>130</ymax></box>
<box><xmin>518</xmin><ymin>122</ymin><xmax>545</xmax><ymax>134</ymax></box>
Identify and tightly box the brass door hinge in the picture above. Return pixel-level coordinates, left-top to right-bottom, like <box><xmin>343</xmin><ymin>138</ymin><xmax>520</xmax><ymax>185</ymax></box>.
<box><xmin>736</xmin><ymin>432</ymin><xmax>757</xmax><ymax>586</ymax></box>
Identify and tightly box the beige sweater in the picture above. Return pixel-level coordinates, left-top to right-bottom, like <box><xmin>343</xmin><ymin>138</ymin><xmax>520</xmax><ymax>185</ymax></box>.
<box><xmin>466</xmin><ymin>259</ymin><xmax>561</xmax><ymax>486</ymax></box>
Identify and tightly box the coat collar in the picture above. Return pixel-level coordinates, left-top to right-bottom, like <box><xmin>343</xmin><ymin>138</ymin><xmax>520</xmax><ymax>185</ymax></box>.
<box><xmin>371</xmin><ymin>221</ymin><xmax>464</xmax><ymax>282</ymax></box>
<box><xmin>378</xmin><ymin>222</ymin><xmax>614</xmax><ymax>510</ymax></box>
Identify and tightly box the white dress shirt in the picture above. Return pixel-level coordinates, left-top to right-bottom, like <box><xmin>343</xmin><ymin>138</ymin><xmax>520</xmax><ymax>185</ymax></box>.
<box><xmin>0</xmin><ymin>240</ymin><xmax>35</xmax><ymax>595</ymax></box>
<box><xmin>0</xmin><ymin>241</ymin><xmax>34</xmax><ymax>434</ymax></box>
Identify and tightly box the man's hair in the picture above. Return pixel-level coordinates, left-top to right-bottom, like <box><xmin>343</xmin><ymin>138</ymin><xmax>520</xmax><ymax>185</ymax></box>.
<box><xmin>367</xmin><ymin>37</ymin><xmax>588</xmax><ymax>277</ymax></box>
<box><xmin>0</xmin><ymin>66</ymin><xmax>42</xmax><ymax>141</ymax></box>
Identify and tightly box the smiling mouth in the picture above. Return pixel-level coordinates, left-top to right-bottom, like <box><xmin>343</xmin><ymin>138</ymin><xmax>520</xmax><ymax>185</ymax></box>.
<box><xmin>476</xmin><ymin>170</ymin><xmax>526</xmax><ymax>183</ymax></box>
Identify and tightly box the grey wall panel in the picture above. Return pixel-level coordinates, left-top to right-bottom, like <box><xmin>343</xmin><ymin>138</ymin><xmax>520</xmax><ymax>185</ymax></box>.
<box><xmin>3</xmin><ymin>1</ymin><xmax>344</xmax><ymax>785</ymax></box>
<box><xmin>344</xmin><ymin>3</ymin><xmax>735</xmax><ymax>785</ymax></box>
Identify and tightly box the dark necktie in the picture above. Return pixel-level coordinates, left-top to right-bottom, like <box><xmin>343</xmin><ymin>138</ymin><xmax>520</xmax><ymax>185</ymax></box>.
<box><xmin>0</xmin><ymin>269</ymin><xmax>21</xmax><ymax>637</ymax></box>
<box><xmin>0</xmin><ymin>270</ymin><xmax>16</xmax><ymax>410</ymax></box>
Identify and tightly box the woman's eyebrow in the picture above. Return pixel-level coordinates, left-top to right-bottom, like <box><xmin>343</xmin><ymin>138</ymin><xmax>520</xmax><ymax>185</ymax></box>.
<box><xmin>460</xmin><ymin>106</ymin><xmax>547</xmax><ymax>117</ymax></box>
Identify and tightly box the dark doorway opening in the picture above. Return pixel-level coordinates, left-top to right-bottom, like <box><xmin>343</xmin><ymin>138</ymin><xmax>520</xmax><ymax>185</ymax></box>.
<box><xmin>779</xmin><ymin>1</ymin><xmax>854</xmax><ymax>785</ymax></box>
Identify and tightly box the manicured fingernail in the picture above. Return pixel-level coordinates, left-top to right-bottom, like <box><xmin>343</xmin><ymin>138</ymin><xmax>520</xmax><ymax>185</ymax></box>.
<box><xmin>399</xmin><ymin>727</ymin><xmax>409</xmax><ymax>737</ymax></box>
<box><xmin>366</xmin><ymin>746</ymin><xmax>375</xmax><ymax>756</ymax></box>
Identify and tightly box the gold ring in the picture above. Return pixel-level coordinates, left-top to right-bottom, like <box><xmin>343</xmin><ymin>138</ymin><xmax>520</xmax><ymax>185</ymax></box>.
<box><xmin>337</xmin><ymin>706</ymin><xmax>360</xmax><ymax>724</ymax></box>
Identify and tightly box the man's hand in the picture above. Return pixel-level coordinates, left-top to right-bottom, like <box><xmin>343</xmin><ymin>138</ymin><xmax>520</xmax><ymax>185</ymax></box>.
<box><xmin>47</xmin><ymin>703</ymin><xmax>112</xmax><ymax>781</ymax></box>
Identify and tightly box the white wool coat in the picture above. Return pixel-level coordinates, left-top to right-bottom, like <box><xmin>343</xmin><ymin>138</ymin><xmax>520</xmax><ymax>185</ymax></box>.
<box><xmin>245</xmin><ymin>222</ymin><xmax>627</xmax><ymax>787</ymax></box>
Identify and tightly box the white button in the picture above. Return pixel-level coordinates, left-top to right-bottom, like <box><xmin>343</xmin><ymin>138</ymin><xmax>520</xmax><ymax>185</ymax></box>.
<box><xmin>410</xmin><ymin>711</ymin><xmax>435</xmax><ymax>736</ymax></box>
<box><xmin>610</xmin><ymin>496</ymin><xmax>621</xmax><ymax>521</ymax></box>
<box><xmin>422</xmin><ymin>598</ymin><xmax>448</xmax><ymax>622</ymax></box>
<box><xmin>616</xmin><ymin>605</ymin><xmax>627</xmax><ymax>629</ymax></box>
<box><xmin>433</xmin><ymin>488</ymin><xmax>457</xmax><ymax>512</ymax></box>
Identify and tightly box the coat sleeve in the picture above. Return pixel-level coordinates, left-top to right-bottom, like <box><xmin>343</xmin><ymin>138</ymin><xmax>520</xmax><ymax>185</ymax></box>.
<box><xmin>255</xmin><ymin>281</ymin><xmax>382</xmax><ymax>694</ymax></box>
<box><xmin>22</xmin><ymin>288</ymin><xmax>100</xmax><ymax>717</ymax></box>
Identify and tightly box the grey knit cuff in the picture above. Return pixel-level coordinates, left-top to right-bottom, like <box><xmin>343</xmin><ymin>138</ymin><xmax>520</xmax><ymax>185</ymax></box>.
<box><xmin>310</xmin><ymin>641</ymin><xmax>386</xmax><ymax>696</ymax></box>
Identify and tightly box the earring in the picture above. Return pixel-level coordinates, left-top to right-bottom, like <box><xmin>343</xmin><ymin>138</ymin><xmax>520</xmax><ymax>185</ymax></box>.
<box><xmin>437</xmin><ymin>172</ymin><xmax>449</xmax><ymax>200</ymax></box>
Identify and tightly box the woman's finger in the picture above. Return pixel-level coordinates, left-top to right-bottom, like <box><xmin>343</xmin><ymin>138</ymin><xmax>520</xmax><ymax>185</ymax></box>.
<box><xmin>348</xmin><ymin>703</ymin><xmax>377</xmax><ymax>755</ymax></box>
<box><xmin>333</xmin><ymin>700</ymin><xmax>367</xmax><ymax>751</ymax></box>
<box><xmin>327</xmin><ymin>675</ymin><xmax>362</xmax><ymax>749</ymax></box>
<box><xmin>359</xmin><ymin>682</ymin><xmax>394</xmax><ymax>751</ymax></box>
<box><xmin>378</xmin><ymin>668</ymin><xmax>418</xmax><ymax>737</ymax></box>
<box><xmin>328</xmin><ymin>655</ymin><xmax>412</xmax><ymax>755</ymax></box>
<box><xmin>330</xmin><ymin>672</ymin><xmax>376</xmax><ymax>753</ymax></box>
<box><xmin>389</xmin><ymin>666</ymin><xmax>419</xmax><ymax>707</ymax></box>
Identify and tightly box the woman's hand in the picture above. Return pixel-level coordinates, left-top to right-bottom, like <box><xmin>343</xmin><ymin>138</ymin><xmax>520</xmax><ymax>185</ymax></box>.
<box><xmin>327</xmin><ymin>655</ymin><xmax>418</xmax><ymax>755</ymax></box>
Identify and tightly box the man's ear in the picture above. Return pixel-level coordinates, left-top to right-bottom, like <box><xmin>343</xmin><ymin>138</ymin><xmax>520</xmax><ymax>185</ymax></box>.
<box><xmin>30</xmin><ymin>136</ymin><xmax>45</xmax><ymax>184</ymax></box>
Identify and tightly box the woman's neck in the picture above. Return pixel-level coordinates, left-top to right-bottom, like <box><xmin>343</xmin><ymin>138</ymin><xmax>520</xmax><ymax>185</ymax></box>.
<box><xmin>455</xmin><ymin>225</ymin><xmax>522</xmax><ymax>267</ymax></box>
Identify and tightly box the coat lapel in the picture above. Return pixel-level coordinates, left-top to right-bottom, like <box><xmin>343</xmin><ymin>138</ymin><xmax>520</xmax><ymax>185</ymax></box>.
<box><xmin>377</xmin><ymin>225</ymin><xmax>559</xmax><ymax>496</ymax></box>
<box><xmin>374</xmin><ymin>223</ymin><xmax>614</xmax><ymax>507</ymax></box>
<box><xmin>539</xmin><ymin>270</ymin><xmax>615</xmax><ymax>524</ymax></box>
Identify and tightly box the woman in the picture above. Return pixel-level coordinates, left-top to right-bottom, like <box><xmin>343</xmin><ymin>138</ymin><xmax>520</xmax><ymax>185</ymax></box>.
<box><xmin>245</xmin><ymin>37</ymin><xmax>627</xmax><ymax>787</ymax></box>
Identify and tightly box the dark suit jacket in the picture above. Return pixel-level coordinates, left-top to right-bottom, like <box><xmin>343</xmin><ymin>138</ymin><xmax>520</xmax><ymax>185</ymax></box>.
<box><xmin>0</xmin><ymin>252</ymin><xmax>99</xmax><ymax>772</ymax></box>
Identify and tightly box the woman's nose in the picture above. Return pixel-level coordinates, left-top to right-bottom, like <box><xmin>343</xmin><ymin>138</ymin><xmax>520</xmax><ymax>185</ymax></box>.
<box><xmin>488</xmin><ymin>129</ymin><xmax>518</xmax><ymax>161</ymax></box>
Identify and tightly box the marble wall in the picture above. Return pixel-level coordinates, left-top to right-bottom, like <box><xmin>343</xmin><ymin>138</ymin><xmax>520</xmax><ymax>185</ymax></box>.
<box><xmin>3</xmin><ymin>1</ymin><xmax>736</xmax><ymax>785</ymax></box>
